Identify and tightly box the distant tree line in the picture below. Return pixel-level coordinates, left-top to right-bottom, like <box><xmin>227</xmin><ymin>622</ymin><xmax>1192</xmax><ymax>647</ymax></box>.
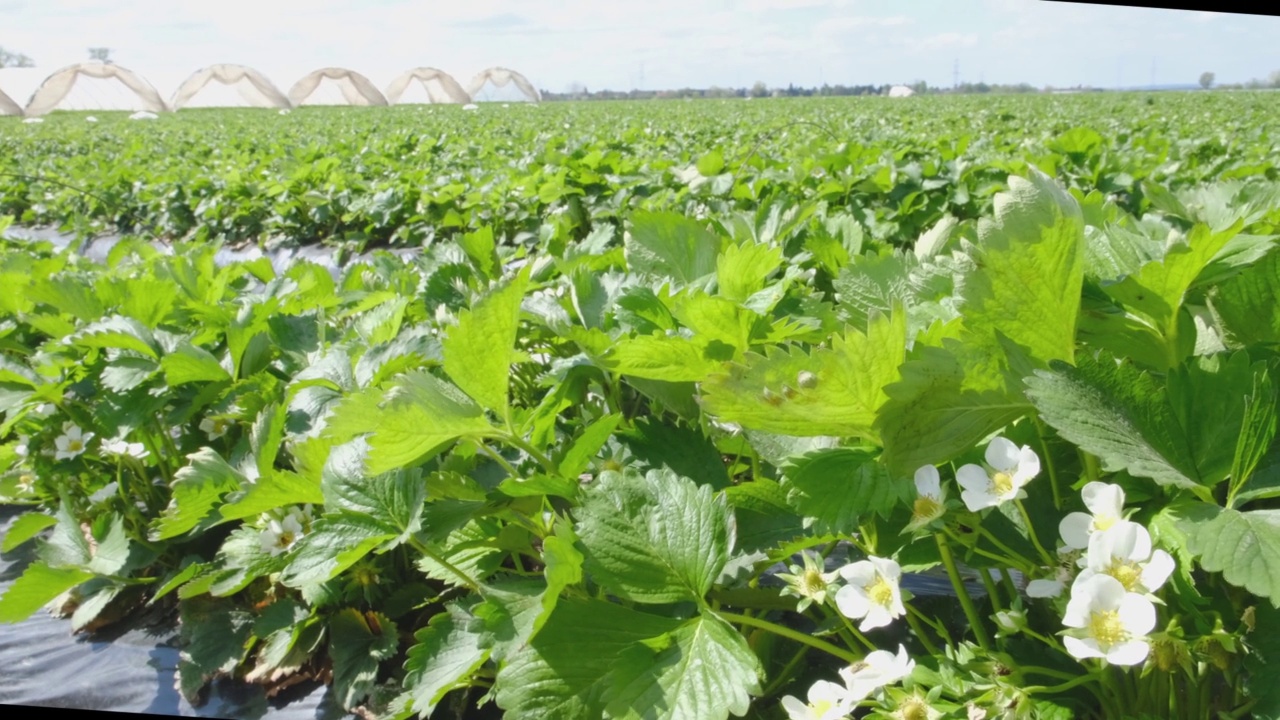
<box><xmin>539</xmin><ymin>79</ymin><xmax>1056</xmax><ymax>102</ymax></box>
<box><xmin>0</xmin><ymin>46</ymin><xmax>35</xmax><ymax>68</ymax></box>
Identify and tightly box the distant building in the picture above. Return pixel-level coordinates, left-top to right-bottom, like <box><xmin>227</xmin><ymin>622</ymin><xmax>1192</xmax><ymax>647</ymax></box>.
<box><xmin>888</xmin><ymin>85</ymin><xmax>915</xmax><ymax>98</ymax></box>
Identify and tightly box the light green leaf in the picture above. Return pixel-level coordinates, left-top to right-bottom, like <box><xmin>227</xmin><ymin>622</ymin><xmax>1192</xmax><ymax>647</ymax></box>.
<box><xmin>626</xmin><ymin>212</ymin><xmax>722</xmax><ymax>288</ymax></box>
<box><xmin>603</xmin><ymin>334</ymin><xmax>727</xmax><ymax>383</ymax></box>
<box><xmin>322</xmin><ymin>439</ymin><xmax>426</xmax><ymax>545</ymax></box>
<box><xmin>576</xmin><ymin>468</ymin><xmax>733</xmax><ymax>604</ymax></box>
<box><xmin>558</xmin><ymin>413</ymin><xmax>621</xmax><ymax>479</ymax></box>
<box><xmin>280</xmin><ymin>514</ymin><xmax>397</xmax><ymax>589</ymax></box>
<box><xmin>716</xmin><ymin>242</ymin><xmax>782</xmax><ymax>303</ymax></box>
<box><xmin>1180</xmin><ymin>504</ymin><xmax>1280</xmax><ymax>607</ymax></box>
<box><xmin>87</xmin><ymin>515</ymin><xmax>135</xmax><ymax>576</ymax></box>
<box><xmin>494</xmin><ymin>598</ymin><xmax>682</xmax><ymax>720</ymax></box>
<box><xmin>696</xmin><ymin>150</ymin><xmax>724</xmax><ymax>177</ymax></box>
<box><xmin>442</xmin><ymin>268</ymin><xmax>530</xmax><ymax>415</ymax></box>
<box><xmin>325</xmin><ymin>371</ymin><xmax>496</xmax><ymax>475</ymax></box>
<box><xmin>151</xmin><ymin>448</ymin><xmax>247</xmax><ymax>540</ymax></box>
<box><xmin>459</xmin><ymin>226</ymin><xmax>500</xmax><ymax>279</ymax></box>
<box><xmin>604</xmin><ymin>612</ymin><xmax>761</xmax><ymax>720</ymax></box>
<box><xmin>70</xmin><ymin>315</ymin><xmax>161</xmax><ymax>359</ymax></box>
<box><xmin>1</xmin><ymin>512</ymin><xmax>56</xmax><ymax>553</ymax></box>
<box><xmin>1213</xmin><ymin>248</ymin><xmax>1280</xmax><ymax>346</ymax></box>
<box><xmin>329</xmin><ymin>608</ymin><xmax>400</xmax><ymax>710</ymax></box>
<box><xmin>0</xmin><ymin>562</ymin><xmax>92</xmax><ymax>623</ymax></box>
<box><xmin>403</xmin><ymin>601</ymin><xmax>491</xmax><ymax>717</ymax></box>
<box><xmin>161</xmin><ymin>341</ymin><xmax>231</xmax><ymax>386</ymax></box>
<box><xmin>876</xmin><ymin>341</ymin><xmax>1028</xmax><ymax>475</ymax></box>
<box><xmin>703</xmin><ymin>310</ymin><xmax>906</xmax><ymax>439</ymax></box>
<box><xmin>963</xmin><ymin>167</ymin><xmax>1085</xmax><ymax>371</ymax></box>
<box><xmin>218</xmin><ymin>470</ymin><xmax>324</xmax><ymax>522</ymax></box>
<box><xmin>783</xmin><ymin>449</ymin><xmax>910</xmax><ymax>535</ymax></box>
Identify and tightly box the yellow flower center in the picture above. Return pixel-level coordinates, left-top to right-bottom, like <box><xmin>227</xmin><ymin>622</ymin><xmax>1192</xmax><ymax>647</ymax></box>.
<box><xmin>913</xmin><ymin>496</ymin><xmax>942</xmax><ymax>521</ymax></box>
<box><xmin>1088</xmin><ymin>610</ymin><xmax>1128</xmax><ymax>648</ymax></box>
<box><xmin>68</xmin><ymin>440</ymin><xmax>83</xmax><ymax>452</ymax></box>
<box><xmin>869</xmin><ymin>575</ymin><xmax>895</xmax><ymax>607</ymax></box>
<box><xmin>278</xmin><ymin>531</ymin><xmax>295</xmax><ymax>549</ymax></box>
<box><xmin>1095</xmin><ymin>515</ymin><xmax>1117</xmax><ymax>532</ymax></box>
<box><xmin>812</xmin><ymin>699</ymin><xmax>834</xmax><ymax>715</ymax></box>
<box><xmin>800</xmin><ymin>568</ymin><xmax>828</xmax><ymax>598</ymax></box>
<box><xmin>899</xmin><ymin>697</ymin><xmax>930</xmax><ymax>720</ymax></box>
<box><xmin>1106</xmin><ymin>560</ymin><xmax>1144</xmax><ymax>592</ymax></box>
<box><xmin>991</xmin><ymin>471</ymin><xmax>1014</xmax><ymax>496</ymax></box>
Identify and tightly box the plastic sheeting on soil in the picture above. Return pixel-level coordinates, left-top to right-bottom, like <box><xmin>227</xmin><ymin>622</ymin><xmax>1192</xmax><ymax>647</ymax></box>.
<box><xmin>0</xmin><ymin>505</ymin><xmax>356</xmax><ymax>718</ymax></box>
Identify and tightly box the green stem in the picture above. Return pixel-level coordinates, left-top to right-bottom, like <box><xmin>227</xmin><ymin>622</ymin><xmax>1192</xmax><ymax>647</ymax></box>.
<box><xmin>968</xmin><ymin>526</ymin><xmax>1037</xmax><ymax>573</ymax></box>
<box><xmin>935</xmin><ymin>533</ymin><xmax>992</xmax><ymax>651</ymax></box>
<box><xmin>904</xmin><ymin>606</ymin><xmax>942</xmax><ymax>656</ymax></box>
<box><xmin>1032</xmin><ymin>415</ymin><xmax>1063</xmax><ymax>511</ymax></box>
<box><xmin>828</xmin><ymin>606</ymin><xmax>877</xmax><ymax>652</ymax></box>
<box><xmin>761</xmin><ymin>644</ymin><xmax>811</xmax><ymax>697</ymax></box>
<box><xmin>477</xmin><ymin>442</ymin><xmax>520</xmax><ymax>478</ymax></box>
<box><xmin>978</xmin><ymin>567</ymin><xmax>1004</xmax><ymax>614</ymax></box>
<box><xmin>502</xmin><ymin>432</ymin><xmax>558</xmax><ymax>475</ymax></box>
<box><xmin>998</xmin><ymin>567</ymin><xmax>1020</xmax><ymax>601</ymax></box>
<box><xmin>1026</xmin><ymin>670</ymin><xmax>1103</xmax><ymax>695</ymax></box>
<box><xmin>1082</xmin><ymin>450</ymin><xmax>1101</xmax><ymax>483</ymax></box>
<box><xmin>1022</xmin><ymin>626</ymin><xmax>1065</xmax><ymax>652</ymax></box>
<box><xmin>718</xmin><ymin>611</ymin><xmax>861</xmax><ymax>665</ymax></box>
<box><xmin>409</xmin><ymin>537</ymin><xmax>482</xmax><ymax>594</ymax></box>
<box><xmin>1015</xmin><ymin>499</ymin><xmax>1057</xmax><ymax>566</ymax></box>
<box><xmin>907</xmin><ymin>603</ymin><xmax>952</xmax><ymax>645</ymax></box>
<box><xmin>1021</xmin><ymin>666</ymin><xmax>1077</xmax><ymax>681</ymax></box>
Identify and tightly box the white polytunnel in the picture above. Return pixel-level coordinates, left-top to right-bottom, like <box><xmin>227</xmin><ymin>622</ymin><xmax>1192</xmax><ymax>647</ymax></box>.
<box><xmin>0</xmin><ymin>86</ymin><xmax>22</xmax><ymax>116</ymax></box>
<box><xmin>21</xmin><ymin>62</ymin><xmax>169</xmax><ymax>116</ymax></box>
<box><xmin>169</xmin><ymin>64</ymin><xmax>292</xmax><ymax>110</ymax></box>
<box><xmin>288</xmin><ymin>67</ymin><xmax>389</xmax><ymax>107</ymax></box>
<box><xmin>465</xmin><ymin>67</ymin><xmax>541</xmax><ymax>103</ymax></box>
<box><xmin>384</xmin><ymin>67</ymin><xmax>471</xmax><ymax>105</ymax></box>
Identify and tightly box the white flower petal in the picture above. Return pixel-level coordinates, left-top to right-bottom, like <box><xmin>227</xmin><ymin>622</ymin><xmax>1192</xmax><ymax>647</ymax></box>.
<box><xmin>835</xmin><ymin>584</ymin><xmax>870</xmax><ymax>620</ymax></box>
<box><xmin>1081</xmin><ymin>482</ymin><xmax>1125</xmax><ymax>518</ymax></box>
<box><xmin>1059</xmin><ymin>512</ymin><xmax>1094</xmax><ymax>550</ymax></box>
<box><xmin>1140</xmin><ymin>550</ymin><xmax>1175</xmax><ymax>593</ymax></box>
<box><xmin>839</xmin><ymin>560</ymin><xmax>876</xmax><ymax>585</ymax></box>
<box><xmin>780</xmin><ymin>696</ymin><xmax>811</xmax><ymax>720</ymax></box>
<box><xmin>1063</xmin><ymin>635</ymin><xmax>1105</xmax><ymax>660</ymax></box>
<box><xmin>869</xmin><ymin>556</ymin><xmax>901</xmax><ymax>582</ymax></box>
<box><xmin>960</xmin><ymin>486</ymin><xmax>998</xmax><ymax>512</ymax></box>
<box><xmin>1026</xmin><ymin>579</ymin><xmax>1064</xmax><ymax>598</ymax></box>
<box><xmin>914</xmin><ymin>465</ymin><xmax>941</xmax><ymax>498</ymax></box>
<box><xmin>1118</xmin><ymin>593</ymin><xmax>1156</xmax><ymax>637</ymax></box>
<box><xmin>860</xmin><ymin>604</ymin><xmax>894</xmax><ymax>631</ymax></box>
<box><xmin>1012</xmin><ymin>445</ymin><xmax>1040</xmax><ymax>483</ymax></box>
<box><xmin>955</xmin><ymin>464</ymin><xmax>991</xmax><ymax>493</ymax></box>
<box><xmin>985</xmin><ymin>437</ymin><xmax>1021</xmax><ymax>471</ymax></box>
<box><xmin>1106</xmin><ymin>640</ymin><xmax>1150</xmax><ymax>666</ymax></box>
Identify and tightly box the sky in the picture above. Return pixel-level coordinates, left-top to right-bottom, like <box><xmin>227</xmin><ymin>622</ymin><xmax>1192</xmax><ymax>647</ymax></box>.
<box><xmin>2</xmin><ymin>1</ymin><xmax>1278</xmax><ymax>96</ymax></box>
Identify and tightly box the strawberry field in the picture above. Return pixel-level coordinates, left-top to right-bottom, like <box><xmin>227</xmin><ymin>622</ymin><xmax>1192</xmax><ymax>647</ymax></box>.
<box><xmin>2</xmin><ymin>91</ymin><xmax>1280</xmax><ymax>720</ymax></box>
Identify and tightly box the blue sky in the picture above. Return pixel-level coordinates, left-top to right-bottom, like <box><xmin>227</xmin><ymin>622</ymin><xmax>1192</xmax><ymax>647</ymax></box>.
<box><xmin>2</xmin><ymin>1</ymin><xmax>1277</xmax><ymax>94</ymax></box>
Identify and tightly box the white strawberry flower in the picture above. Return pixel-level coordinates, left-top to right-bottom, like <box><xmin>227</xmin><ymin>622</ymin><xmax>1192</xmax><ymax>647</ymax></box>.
<box><xmin>32</xmin><ymin>403</ymin><xmax>56</xmax><ymax>418</ymax></box>
<box><xmin>54</xmin><ymin>422</ymin><xmax>94</xmax><ymax>461</ymax></box>
<box><xmin>1059</xmin><ymin>482</ymin><xmax>1126</xmax><ymax>550</ymax></box>
<box><xmin>835</xmin><ymin>556</ymin><xmax>906</xmax><ymax>632</ymax></box>
<box><xmin>905</xmin><ymin>465</ymin><xmax>946</xmax><ymax>532</ymax></box>
<box><xmin>199</xmin><ymin>417</ymin><xmax>230</xmax><ymax>440</ymax></box>
<box><xmin>15</xmin><ymin>438</ymin><xmax>29</xmax><ymax>458</ymax></box>
<box><xmin>1074</xmin><ymin>521</ymin><xmax>1175</xmax><ymax>596</ymax></box>
<box><xmin>102</xmin><ymin>437</ymin><xmax>149</xmax><ymax>459</ymax></box>
<box><xmin>839</xmin><ymin>644</ymin><xmax>915</xmax><ymax>701</ymax></box>
<box><xmin>956</xmin><ymin>437</ymin><xmax>1040</xmax><ymax>511</ymax></box>
<box><xmin>258</xmin><ymin>509</ymin><xmax>307</xmax><ymax>557</ymax></box>
<box><xmin>1062</xmin><ymin>574</ymin><xmax>1156</xmax><ymax>666</ymax></box>
<box><xmin>780</xmin><ymin>680</ymin><xmax>856</xmax><ymax>720</ymax></box>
